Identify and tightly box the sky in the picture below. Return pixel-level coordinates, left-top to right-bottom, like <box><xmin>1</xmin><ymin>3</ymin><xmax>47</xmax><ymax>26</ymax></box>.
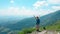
<box><xmin>0</xmin><ymin>0</ymin><xmax>60</xmax><ymax>17</ymax></box>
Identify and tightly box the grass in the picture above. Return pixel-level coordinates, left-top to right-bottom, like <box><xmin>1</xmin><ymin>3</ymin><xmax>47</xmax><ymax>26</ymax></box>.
<box><xmin>18</xmin><ymin>27</ymin><xmax>36</xmax><ymax>34</ymax></box>
<box><xmin>46</xmin><ymin>20</ymin><xmax>60</xmax><ymax>31</ymax></box>
<box><xmin>18</xmin><ymin>20</ymin><xmax>60</xmax><ymax>34</ymax></box>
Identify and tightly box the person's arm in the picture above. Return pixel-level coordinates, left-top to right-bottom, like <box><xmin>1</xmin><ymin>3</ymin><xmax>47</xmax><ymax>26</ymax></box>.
<box><xmin>34</xmin><ymin>16</ymin><xmax>36</xmax><ymax>19</ymax></box>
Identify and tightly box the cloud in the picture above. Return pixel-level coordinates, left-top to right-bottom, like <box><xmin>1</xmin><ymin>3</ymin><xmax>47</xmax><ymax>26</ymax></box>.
<box><xmin>33</xmin><ymin>0</ymin><xmax>60</xmax><ymax>9</ymax></box>
<box><xmin>0</xmin><ymin>6</ymin><xmax>57</xmax><ymax>17</ymax></box>
<box><xmin>32</xmin><ymin>0</ymin><xmax>60</xmax><ymax>17</ymax></box>
<box><xmin>0</xmin><ymin>0</ymin><xmax>58</xmax><ymax>17</ymax></box>
<box><xmin>33</xmin><ymin>1</ymin><xmax>48</xmax><ymax>9</ymax></box>
<box><xmin>52</xmin><ymin>6</ymin><xmax>60</xmax><ymax>10</ymax></box>
<box><xmin>10</xmin><ymin>0</ymin><xmax>14</xmax><ymax>3</ymax></box>
<box><xmin>47</xmin><ymin>0</ymin><xmax>60</xmax><ymax>4</ymax></box>
<box><xmin>0</xmin><ymin>7</ymin><xmax>35</xmax><ymax>16</ymax></box>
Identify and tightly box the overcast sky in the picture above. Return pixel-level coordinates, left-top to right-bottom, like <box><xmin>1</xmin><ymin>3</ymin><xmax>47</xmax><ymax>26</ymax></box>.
<box><xmin>0</xmin><ymin>0</ymin><xmax>60</xmax><ymax>17</ymax></box>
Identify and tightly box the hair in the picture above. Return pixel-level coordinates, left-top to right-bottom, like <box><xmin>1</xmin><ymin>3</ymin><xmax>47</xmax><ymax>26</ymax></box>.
<box><xmin>36</xmin><ymin>16</ymin><xmax>39</xmax><ymax>19</ymax></box>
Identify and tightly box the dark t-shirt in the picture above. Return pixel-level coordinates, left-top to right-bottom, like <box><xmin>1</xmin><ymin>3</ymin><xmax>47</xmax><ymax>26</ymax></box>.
<box><xmin>36</xmin><ymin>18</ymin><xmax>40</xmax><ymax>25</ymax></box>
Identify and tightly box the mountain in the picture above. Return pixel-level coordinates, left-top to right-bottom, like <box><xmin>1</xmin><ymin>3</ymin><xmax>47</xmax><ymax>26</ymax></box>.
<box><xmin>40</xmin><ymin>10</ymin><xmax>60</xmax><ymax>26</ymax></box>
<box><xmin>4</xmin><ymin>10</ymin><xmax>60</xmax><ymax>30</ymax></box>
<box><xmin>0</xmin><ymin>10</ymin><xmax>60</xmax><ymax>34</ymax></box>
<box><xmin>46</xmin><ymin>20</ymin><xmax>60</xmax><ymax>30</ymax></box>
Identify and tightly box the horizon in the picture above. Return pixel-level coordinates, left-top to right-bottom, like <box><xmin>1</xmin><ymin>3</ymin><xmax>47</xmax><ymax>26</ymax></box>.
<box><xmin>0</xmin><ymin>0</ymin><xmax>60</xmax><ymax>34</ymax></box>
<box><xmin>0</xmin><ymin>0</ymin><xmax>60</xmax><ymax>17</ymax></box>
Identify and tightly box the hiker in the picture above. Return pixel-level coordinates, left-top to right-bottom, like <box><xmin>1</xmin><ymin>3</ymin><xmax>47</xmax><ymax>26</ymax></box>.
<box><xmin>34</xmin><ymin>16</ymin><xmax>40</xmax><ymax>32</ymax></box>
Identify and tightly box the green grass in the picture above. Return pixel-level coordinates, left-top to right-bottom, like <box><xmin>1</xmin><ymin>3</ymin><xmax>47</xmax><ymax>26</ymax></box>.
<box><xmin>18</xmin><ymin>20</ymin><xmax>60</xmax><ymax>34</ymax></box>
<box><xmin>18</xmin><ymin>27</ymin><xmax>36</xmax><ymax>34</ymax></box>
<box><xmin>46</xmin><ymin>20</ymin><xmax>60</xmax><ymax>31</ymax></box>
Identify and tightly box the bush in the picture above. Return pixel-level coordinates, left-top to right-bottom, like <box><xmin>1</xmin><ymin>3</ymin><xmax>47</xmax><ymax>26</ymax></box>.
<box><xmin>18</xmin><ymin>27</ymin><xmax>36</xmax><ymax>34</ymax></box>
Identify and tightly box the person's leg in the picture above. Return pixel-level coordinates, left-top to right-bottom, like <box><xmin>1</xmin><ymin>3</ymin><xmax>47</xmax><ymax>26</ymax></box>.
<box><xmin>36</xmin><ymin>25</ymin><xmax>40</xmax><ymax>32</ymax></box>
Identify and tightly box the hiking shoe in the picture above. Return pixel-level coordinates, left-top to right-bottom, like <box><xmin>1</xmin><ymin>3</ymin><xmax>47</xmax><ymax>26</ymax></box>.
<box><xmin>36</xmin><ymin>30</ymin><xmax>41</xmax><ymax>32</ymax></box>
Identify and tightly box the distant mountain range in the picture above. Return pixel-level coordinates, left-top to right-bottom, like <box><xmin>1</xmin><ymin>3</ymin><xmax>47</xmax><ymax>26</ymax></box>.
<box><xmin>2</xmin><ymin>10</ymin><xmax>60</xmax><ymax>30</ymax></box>
<box><xmin>0</xmin><ymin>10</ymin><xmax>60</xmax><ymax>34</ymax></box>
<box><xmin>40</xmin><ymin>10</ymin><xmax>60</xmax><ymax>26</ymax></box>
<box><xmin>13</xmin><ymin>10</ymin><xmax>60</xmax><ymax>30</ymax></box>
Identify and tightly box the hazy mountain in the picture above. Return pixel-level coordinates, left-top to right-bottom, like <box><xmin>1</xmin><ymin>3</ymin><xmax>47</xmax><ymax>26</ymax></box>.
<box><xmin>0</xmin><ymin>10</ymin><xmax>60</xmax><ymax>34</ymax></box>
<box><xmin>4</xmin><ymin>10</ymin><xmax>60</xmax><ymax>30</ymax></box>
<box><xmin>40</xmin><ymin>10</ymin><xmax>60</xmax><ymax>26</ymax></box>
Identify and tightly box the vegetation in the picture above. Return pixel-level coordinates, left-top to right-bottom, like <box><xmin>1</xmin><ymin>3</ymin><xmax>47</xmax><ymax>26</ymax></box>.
<box><xmin>46</xmin><ymin>20</ymin><xmax>60</xmax><ymax>31</ymax></box>
<box><xmin>18</xmin><ymin>27</ymin><xmax>36</xmax><ymax>34</ymax></box>
<box><xmin>18</xmin><ymin>10</ymin><xmax>60</xmax><ymax>34</ymax></box>
<box><xmin>18</xmin><ymin>20</ymin><xmax>60</xmax><ymax>34</ymax></box>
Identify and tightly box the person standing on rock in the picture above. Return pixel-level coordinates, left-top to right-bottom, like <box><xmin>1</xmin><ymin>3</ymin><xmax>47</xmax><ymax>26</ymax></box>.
<box><xmin>34</xmin><ymin>16</ymin><xmax>40</xmax><ymax>32</ymax></box>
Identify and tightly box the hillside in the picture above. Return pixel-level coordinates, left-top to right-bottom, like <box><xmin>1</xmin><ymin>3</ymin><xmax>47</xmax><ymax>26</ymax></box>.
<box><xmin>13</xmin><ymin>10</ymin><xmax>60</xmax><ymax>30</ymax></box>
<box><xmin>46</xmin><ymin>20</ymin><xmax>60</xmax><ymax>30</ymax></box>
<box><xmin>1</xmin><ymin>10</ymin><xmax>60</xmax><ymax>30</ymax></box>
<box><xmin>0</xmin><ymin>10</ymin><xmax>60</xmax><ymax>34</ymax></box>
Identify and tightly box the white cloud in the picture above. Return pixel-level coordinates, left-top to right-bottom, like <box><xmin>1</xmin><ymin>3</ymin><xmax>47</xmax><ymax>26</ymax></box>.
<box><xmin>10</xmin><ymin>0</ymin><xmax>14</xmax><ymax>3</ymax></box>
<box><xmin>32</xmin><ymin>0</ymin><xmax>60</xmax><ymax>17</ymax></box>
<box><xmin>0</xmin><ymin>6</ymin><xmax>57</xmax><ymax>17</ymax></box>
<box><xmin>33</xmin><ymin>1</ymin><xmax>48</xmax><ymax>9</ymax></box>
<box><xmin>0</xmin><ymin>7</ymin><xmax>35</xmax><ymax>16</ymax></box>
<box><xmin>35</xmin><ymin>9</ymin><xmax>56</xmax><ymax>16</ymax></box>
<box><xmin>52</xmin><ymin>6</ymin><xmax>60</xmax><ymax>10</ymax></box>
<box><xmin>47</xmin><ymin>0</ymin><xmax>60</xmax><ymax>4</ymax></box>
